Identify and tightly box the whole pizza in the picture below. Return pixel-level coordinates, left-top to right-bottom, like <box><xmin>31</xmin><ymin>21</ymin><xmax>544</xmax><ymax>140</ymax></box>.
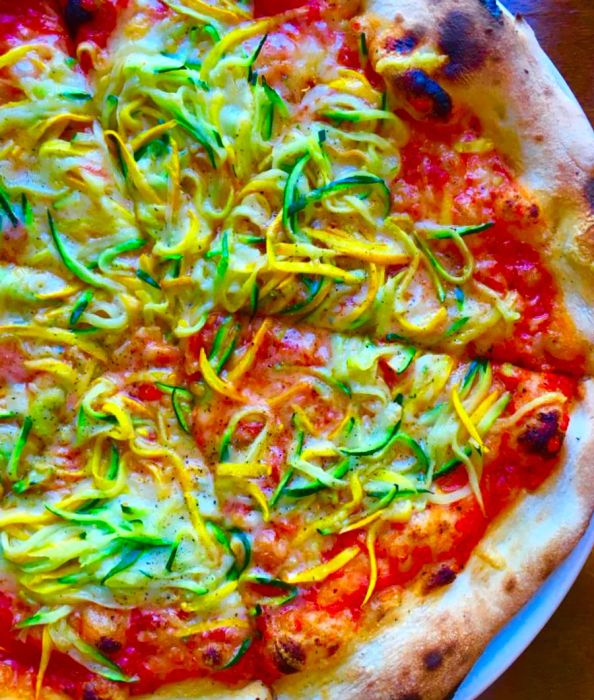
<box><xmin>0</xmin><ymin>0</ymin><xmax>593</xmax><ymax>698</ymax></box>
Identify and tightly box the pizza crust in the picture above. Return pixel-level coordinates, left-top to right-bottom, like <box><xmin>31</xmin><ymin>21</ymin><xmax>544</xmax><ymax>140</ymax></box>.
<box><xmin>268</xmin><ymin>379</ymin><xmax>594</xmax><ymax>700</ymax></box>
<box><xmin>361</xmin><ymin>0</ymin><xmax>594</xmax><ymax>371</ymax></box>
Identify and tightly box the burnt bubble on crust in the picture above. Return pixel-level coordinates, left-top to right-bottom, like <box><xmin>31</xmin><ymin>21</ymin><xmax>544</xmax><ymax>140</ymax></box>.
<box><xmin>478</xmin><ymin>0</ymin><xmax>504</xmax><ymax>22</ymax></box>
<box><xmin>64</xmin><ymin>0</ymin><xmax>94</xmax><ymax>38</ymax></box>
<box><xmin>273</xmin><ymin>637</ymin><xmax>306</xmax><ymax>674</ymax></box>
<box><xmin>423</xmin><ymin>649</ymin><xmax>443</xmax><ymax>671</ymax></box>
<box><xmin>398</xmin><ymin>69</ymin><xmax>453</xmax><ymax>120</ymax></box>
<box><xmin>518</xmin><ymin>411</ymin><xmax>565</xmax><ymax>456</ymax></box>
<box><xmin>82</xmin><ymin>688</ymin><xmax>101</xmax><ymax>700</ymax></box>
<box><xmin>439</xmin><ymin>11</ymin><xmax>488</xmax><ymax>79</ymax></box>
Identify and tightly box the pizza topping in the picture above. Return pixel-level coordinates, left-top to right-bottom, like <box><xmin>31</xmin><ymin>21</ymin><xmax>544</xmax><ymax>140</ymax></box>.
<box><xmin>78</xmin><ymin>0</ymin><xmax>542</xmax><ymax>353</ymax></box>
<box><xmin>0</xmin><ymin>0</ymin><xmax>586</xmax><ymax>696</ymax></box>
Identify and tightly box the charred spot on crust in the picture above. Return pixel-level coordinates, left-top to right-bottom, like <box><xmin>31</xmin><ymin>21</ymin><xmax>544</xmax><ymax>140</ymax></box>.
<box><xmin>397</xmin><ymin>694</ymin><xmax>421</xmax><ymax>700</ymax></box>
<box><xmin>386</xmin><ymin>33</ymin><xmax>419</xmax><ymax>54</ymax></box>
<box><xmin>64</xmin><ymin>0</ymin><xmax>94</xmax><ymax>39</ymax></box>
<box><xmin>426</xmin><ymin>565</ymin><xmax>457</xmax><ymax>591</ymax></box>
<box><xmin>398</xmin><ymin>69</ymin><xmax>453</xmax><ymax>120</ymax></box>
<box><xmin>585</xmin><ymin>176</ymin><xmax>594</xmax><ymax>211</ymax></box>
<box><xmin>504</xmin><ymin>575</ymin><xmax>517</xmax><ymax>594</ymax></box>
<box><xmin>478</xmin><ymin>0</ymin><xmax>503</xmax><ymax>22</ymax></box>
<box><xmin>518</xmin><ymin>411</ymin><xmax>565</xmax><ymax>456</ymax></box>
<box><xmin>439</xmin><ymin>11</ymin><xmax>488</xmax><ymax>79</ymax></box>
<box><xmin>273</xmin><ymin>637</ymin><xmax>306</xmax><ymax>674</ymax></box>
<box><xmin>96</xmin><ymin>636</ymin><xmax>121</xmax><ymax>654</ymax></box>
<box><xmin>424</xmin><ymin>649</ymin><xmax>443</xmax><ymax>670</ymax></box>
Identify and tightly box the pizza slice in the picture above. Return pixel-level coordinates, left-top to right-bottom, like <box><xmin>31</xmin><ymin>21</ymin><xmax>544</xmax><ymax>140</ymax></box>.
<box><xmin>89</xmin><ymin>0</ymin><xmax>590</xmax><ymax>375</ymax></box>
<box><xmin>0</xmin><ymin>310</ymin><xmax>589</xmax><ymax>699</ymax></box>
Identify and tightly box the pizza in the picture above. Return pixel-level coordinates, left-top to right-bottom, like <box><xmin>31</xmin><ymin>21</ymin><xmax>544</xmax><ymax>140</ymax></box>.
<box><xmin>0</xmin><ymin>0</ymin><xmax>592</xmax><ymax>698</ymax></box>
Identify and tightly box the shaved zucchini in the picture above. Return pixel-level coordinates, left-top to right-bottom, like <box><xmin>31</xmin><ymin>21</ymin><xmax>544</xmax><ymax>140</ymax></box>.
<box><xmin>243</xmin><ymin>574</ymin><xmax>298</xmax><ymax>605</ymax></box>
<box><xmin>135</xmin><ymin>269</ymin><xmax>161</xmax><ymax>289</ymax></box>
<box><xmin>285</xmin><ymin>457</ymin><xmax>352</xmax><ymax>498</ymax></box>
<box><xmin>172</xmin><ymin>387</ymin><xmax>192</xmax><ymax>434</ymax></box>
<box><xmin>221</xmin><ymin>636</ymin><xmax>252</xmax><ymax>669</ymax></box>
<box><xmin>261</xmin><ymin>77</ymin><xmax>289</xmax><ymax>140</ymax></box>
<box><xmin>428</xmin><ymin>222</ymin><xmax>494</xmax><ymax>240</ymax></box>
<box><xmin>165</xmin><ymin>539</ymin><xmax>180</xmax><ymax>572</ymax></box>
<box><xmin>226</xmin><ymin>528</ymin><xmax>251</xmax><ymax>580</ymax></box>
<box><xmin>322</xmin><ymin>109</ymin><xmax>395</xmax><ymax>123</ymax></box>
<box><xmin>462</xmin><ymin>359</ymin><xmax>488</xmax><ymax>391</ymax></box>
<box><xmin>269</xmin><ymin>424</ymin><xmax>304</xmax><ymax>506</ymax></box>
<box><xmin>282</xmin><ymin>153</ymin><xmax>310</xmax><ymax>237</ymax></box>
<box><xmin>48</xmin><ymin>212</ymin><xmax>112</xmax><ymax>289</ymax></box>
<box><xmin>69</xmin><ymin>289</ymin><xmax>93</xmax><ymax>327</ymax></box>
<box><xmin>247</xmin><ymin>33</ymin><xmax>268</xmax><ymax>82</ymax></box>
<box><xmin>250</xmin><ymin>281</ymin><xmax>259</xmax><ymax>318</ymax></box>
<box><xmin>97</xmin><ymin>238</ymin><xmax>147</xmax><ymax>272</ymax></box>
<box><xmin>7</xmin><ymin>416</ymin><xmax>33</xmax><ymax>481</ymax></box>
<box><xmin>175</xmin><ymin>113</ymin><xmax>218</xmax><ymax>167</ymax></box>
<box><xmin>16</xmin><ymin>605</ymin><xmax>71</xmax><ymax>628</ymax></box>
<box><xmin>433</xmin><ymin>445</ymin><xmax>472</xmax><ymax>479</ymax></box>
<box><xmin>59</xmin><ymin>91</ymin><xmax>91</xmax><ymax>101</ymax></box>
<box><xmin>445</xmin><ymin>316</ymin><xmax>470</xmax><ymax>337</ymax></box>
<box><xmin>288</xmin><ymin>174</ymin><xmax>391</xmax><ymax>218</ymax></box>
<box><xmin>209</xmin><ymin>317</ymin><xmax>239</xmax><ymax>374</ymax></box>
<box><xmin>101</xmin><ymin>547</ymin><xmax>143</xmax><ymax>584</ymax></box>
<box><xmin>341</xmin><ymin>421</ymin><xmax>399</xmax><ymax>457</ymax></box>
<box><xmin>21</xmin><ymin>193</ymin><xmax>33</xmax><ymax>228</ymax></box>
<box><xmin>0</xmin><ymin>179</ymin><xmax>18</xmax><ymax>227</ymax></box>
<box><xmin>107</xmin><ymin>442</ymin><xmax>120</xmax><ymax>480</ymax></box>
<box><xmin>391</xmin><ymin>432</ymin><xmax>429</xmax><ymax>473</ymax></box>
<box><xmin>281</xmin><ymin>276</ymin><xmax>323</xmax><ymax>315</ymax></box>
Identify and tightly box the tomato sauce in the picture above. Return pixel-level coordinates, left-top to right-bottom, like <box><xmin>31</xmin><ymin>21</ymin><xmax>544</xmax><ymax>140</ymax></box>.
<box><xmin>0</xmin><ymin>0</ymin><xmax>128</xmax><ymax>71</ymax></box>
<box><xmin>56</xmin><ymin>0</ymin><xmax>129</xmax><ymax>50</ymax></box>
<box><xmin>393</xmin><ymin>115</ymin><xmax>586</xmax><ymax>373</ymax></box>
<box><xmin>0</xmin><ymin>0</ymin><xmax>67</xmax><ymax>52</ymax></box>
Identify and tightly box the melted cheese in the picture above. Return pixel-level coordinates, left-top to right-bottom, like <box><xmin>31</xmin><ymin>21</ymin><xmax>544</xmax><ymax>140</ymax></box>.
<box><xmin>0</xmin><ymin>0</ymin><xmax>559</xmax><ymax>684</ymax></box>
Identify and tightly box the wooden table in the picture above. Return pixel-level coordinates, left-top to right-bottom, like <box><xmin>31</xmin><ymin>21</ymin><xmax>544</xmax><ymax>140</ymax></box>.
<box><xmin>479</xmin><ymin>1</ymin><xmax>594</xmax><ymax>697</ymax></box>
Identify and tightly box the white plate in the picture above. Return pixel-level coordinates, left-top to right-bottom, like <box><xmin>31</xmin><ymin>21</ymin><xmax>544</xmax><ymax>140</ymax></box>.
<box><xmin>453</xmin><ymin>515</ymin><xmax>594</xmax><ymax>700</ymax></box>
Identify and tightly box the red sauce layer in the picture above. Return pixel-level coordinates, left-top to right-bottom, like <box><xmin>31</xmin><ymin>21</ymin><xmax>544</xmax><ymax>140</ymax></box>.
<box><xmin>393</xmin><ymin>116</ymin><xmax>586</xmax><ymax>374</ymax></box>
<box><xmin>0</xmin><ymin>0</ymin><xmax>67</xmax><ymax>52</ymax></box>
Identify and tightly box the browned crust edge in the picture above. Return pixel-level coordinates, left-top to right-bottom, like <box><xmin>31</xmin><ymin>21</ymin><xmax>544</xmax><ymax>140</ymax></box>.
<box><xmin>361</xmin><ymin>0</ymin><xmax>594</xmax><ymax>370</ymax></box>
<box><xmin>269</xmin><ymin>380</ymin><xmax>594</xmax><ymax>700</ymax></box>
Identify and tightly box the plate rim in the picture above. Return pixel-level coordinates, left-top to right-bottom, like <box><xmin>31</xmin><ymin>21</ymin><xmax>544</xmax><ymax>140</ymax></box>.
<box><xmin>453</xmin><ymin>515</ymin><xmax>594</xmax><ymax>700</ymax></box>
